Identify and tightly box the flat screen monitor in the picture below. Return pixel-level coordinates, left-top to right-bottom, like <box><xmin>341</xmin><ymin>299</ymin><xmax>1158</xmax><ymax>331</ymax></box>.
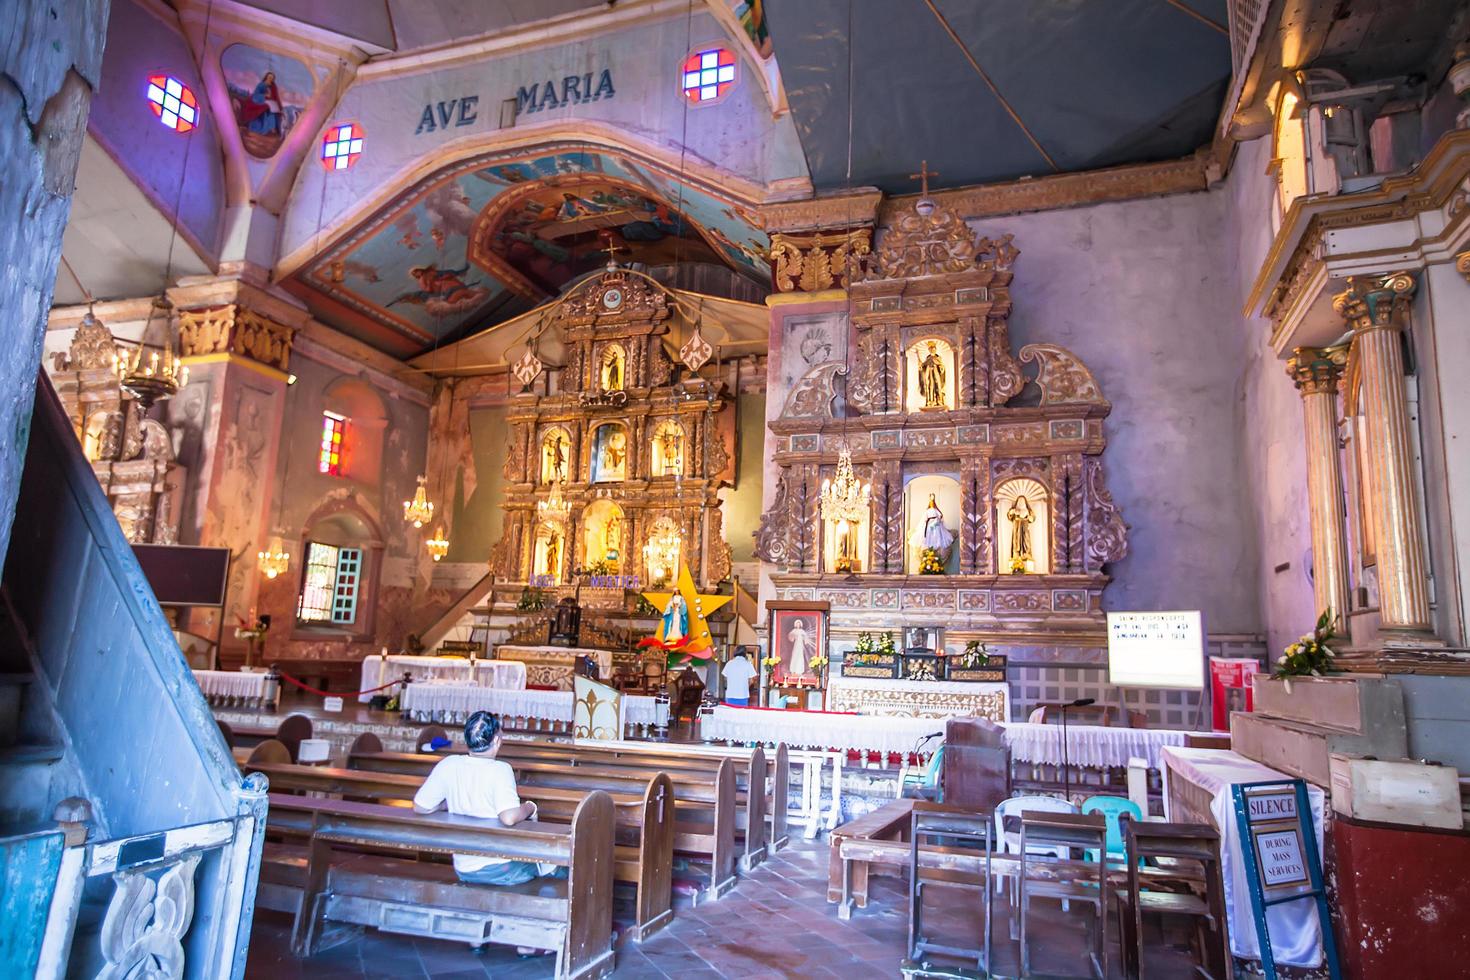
<box><xmin>1106</xmin><ymin>610</ymin><xmax>1205</xmax><ymax>689</ymax></box>
<box><xmin>131</xmin><ymin>544</ymin><xmax>231</xmax><ymax>607</ymax></box>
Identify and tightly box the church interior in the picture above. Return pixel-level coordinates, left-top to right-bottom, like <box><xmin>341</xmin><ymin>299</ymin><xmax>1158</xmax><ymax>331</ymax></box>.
<box><xmin>5</xmin><ymin>0</ymin><xmax>1470</xmax><ymax>977</ymax></box>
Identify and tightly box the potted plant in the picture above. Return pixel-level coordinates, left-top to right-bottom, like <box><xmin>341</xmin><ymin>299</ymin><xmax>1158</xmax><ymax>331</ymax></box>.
<box><xmin>1272</xmin><ymin>609</ymin><xmax>1338</xmax><ymax>694</ymax></box>
<box><xmin>918</xmin><ymin>546</ymin><xmax>945</xmax><ymax>575</ymax></box>
<box><xmin>842</xmin><ymin>630</ymin><xmax>901</xmax><ymax>678</ymax></box>
<box><xmin>947</xmin><ymin>640</ymin><xmax>1009</xmax><ymax>682</ymax></box>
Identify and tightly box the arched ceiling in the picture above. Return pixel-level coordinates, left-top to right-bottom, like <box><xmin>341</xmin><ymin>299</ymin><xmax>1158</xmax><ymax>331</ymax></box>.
<box><xmin>766</xmin><ymin>0</ymin><xmax>1233</xmax><ymax>194</ymax></box>
<box><xmin>285</xmin><ymin>146</ymin><xmax>770</xmax><ymax>358</ymax></box>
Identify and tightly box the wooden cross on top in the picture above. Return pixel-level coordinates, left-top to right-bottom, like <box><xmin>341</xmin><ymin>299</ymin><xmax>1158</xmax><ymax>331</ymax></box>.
<box><xmin>600</xmin><ymin>233</ymin><xmax>629</xmax><ymax>267</ymax></box>
<box><xmin>909</xmin><ymin>159</ymin><xmax>938</xmax><ymax>197</ymax></box>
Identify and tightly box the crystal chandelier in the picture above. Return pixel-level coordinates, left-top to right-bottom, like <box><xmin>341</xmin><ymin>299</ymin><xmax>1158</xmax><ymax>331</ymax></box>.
<box><xmin>426</xmin><ymin>525</ymin><xmax>449</xmax><ymax>562</ymax></box>
<box><xmin>537</xmin><ymin>478</ymin><xmax>571</xmax><ymax>522</ymax></box>
<box><xmin>115</xmin><ymin>297</ymin><xmax>188</xmax><ymax>408</ymax></box>
<box><xmin>820</xmin><ymin>447</ymin><xmax>870</xmax><ymax>523</ymax></box>
<box><xmin>403</xmin><ymin>474</ymin><xmax>434</xmax><ymax>528</ymax></box>
<box><xmin>257</xmin><ymin>534</ymin><xmax>291</xmax><ymax>579</ymax></box>
<box><xmin>642</xmin><ymin>520</ymin><xmax>680</xmax><ymax>586</ymax></box>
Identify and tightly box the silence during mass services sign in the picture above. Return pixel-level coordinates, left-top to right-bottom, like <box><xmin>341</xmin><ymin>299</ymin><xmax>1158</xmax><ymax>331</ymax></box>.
<box><xmin>1106</xmin><ymin>610</ymin><xmax>1204</xmax><ymax>689</ymax></box>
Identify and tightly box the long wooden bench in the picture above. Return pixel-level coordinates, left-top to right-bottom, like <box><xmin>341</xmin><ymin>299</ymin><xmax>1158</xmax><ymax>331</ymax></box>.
<box><xmin>826</xmin><ymin>799</ymin><xmax>915</xmax><ymax>909</ymax></box>
<box><xmin>249</xmin><ymin>760</ymin><xmax>676</xmax><ymax>941</ymax></box>
<box><xmin>272</xmin><ymin>792</ymin><xmax>615</xmax><ymax>980</ymax></box>
<box><xmin>352</xmin><ymin>735</ymin><xmax>773</xmax><ymax>870</ymax></box>
<box><xmin>344</xmin><ymin>741</ymin><xmax>738</xmax><ymax>900</ymax></box>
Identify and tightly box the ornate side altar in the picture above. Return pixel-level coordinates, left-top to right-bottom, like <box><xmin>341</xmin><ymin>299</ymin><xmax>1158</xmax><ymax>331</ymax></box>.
<box><xmin>756</xmin><ymin>193</ymin><xmax>1128</xmax><ymax>667</ymax></box>
<box><xmin>489</xmin><ymin>266</ymin><xmax>735</xmax><ymax>597</ymax></box>
<box><xmin>825</xmin><ymin>676</ymin><xmax>1008</xmax><ymax>721</ymax></box>
<box><xmin>495</xmin><ymin>644</ymin><xmax>613</xmax><ymax>691</ymax></box>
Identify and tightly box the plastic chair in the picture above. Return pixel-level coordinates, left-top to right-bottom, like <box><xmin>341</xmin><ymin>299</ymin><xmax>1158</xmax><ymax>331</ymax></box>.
<box><xmin>993</xmin><ymin>795</ymin><xmax>1078</xmax><ymax>907</ymax></box>
<box><xmin>900</xmin><ymin>745</ymin><xmax>945</xmax><ymax>800</ymax></box>
<box><xmin>1081</xmin><ymin>795</ymin><xmax>1142</xmax><ymax>864</ymax></box>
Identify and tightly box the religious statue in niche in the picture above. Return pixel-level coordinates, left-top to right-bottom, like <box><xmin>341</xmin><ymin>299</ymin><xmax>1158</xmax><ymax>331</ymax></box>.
<box><xmin>1007</xmin><ymin>495</ymin><xmax>1037</xmax><ymax>573</ymax></box>
<box><xmin>918</xmin><ymin>342</ymin><xmax>948</xmax><ymax>410</ymax></box>
<box><xmin>544</xmin><ymin>529</ymin><xmax>562</xmax><ymax>580</ymax></box>
<box><xmin>541</xmin><ymin>430</ymin><xmax>569</xmax><ymax>483</ymax></box>
<box><xmin>601</xmin><ymin>345</ymin><xmax>625</xmax><ymax>392</ymax></box>
<box><xmin>916</xmin><ymin>493</ymin><xmax>955</xmax><ymax>575</ymax></box>
<box><xmin>834</xmin><ymin>518</ymin><xmax>858</xmax><ymax>573</ymax></box>
<box><xmin>604</xmin><ymin>514</ymin><xmax>624</xmax><ymax>567</ymax></box>
<box><xmin>651</xmin><ymin>421</ymin><xmax>683</xmax><ymax>477</ymax></box>
<box><xmin>591</xmin><ymin>425</ymin><xmax>627</xmax><ymax>482</ymax></box>
<box><xmin>661</xmin><ymin>592</ymin><xmax>689</xmax><ymax>643</ymax></box>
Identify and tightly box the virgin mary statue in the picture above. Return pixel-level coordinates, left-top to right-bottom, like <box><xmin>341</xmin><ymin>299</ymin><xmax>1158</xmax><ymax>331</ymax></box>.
<box><xmin>660</xmin><ymin>593</ymin><xmax>688</xmax><ymax>644</ymax></box>
<box><xmin>921</xmin><ymin>493</ymin><xmax>955</xmax><ymax>553</ymax></box>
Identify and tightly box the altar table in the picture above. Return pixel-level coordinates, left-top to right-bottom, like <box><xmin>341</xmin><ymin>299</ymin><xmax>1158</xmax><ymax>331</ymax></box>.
<box><xmin>1161</xmin><ymin>746</ymin><xmax>1326</xmax><ymax>967</ymax></box>
<box><xmin>400</xmin><ymin>682</ymin><xmax>668</xmax><ymax>737</ymax></box>
<box><xmin>826</xmin><ymin>676</ymin><xmax>1009</xmax><ymax>722</ymax></box>
<box><xmin>192</xmin><ymin>669</ymin><xmax>275</xmax><ymax>707</ymax></box>
<box><xmin>357</xmin><ymin>655</ymin><xmax>527</xmax><ymax>702</ymax></box>
<box><xmin>493</xmin><ymin>644</ymin><xmax>614</xmax><ymax>691</ymax></box>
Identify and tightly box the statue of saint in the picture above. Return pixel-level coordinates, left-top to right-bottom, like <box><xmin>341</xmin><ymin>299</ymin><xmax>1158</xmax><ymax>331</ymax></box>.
<box><xmin>597</xmin><ymin>428</ymin><xmax>626</xmax><ymax>480</ymax></box>
<box><xmin>835</xmin><ymin>518</ymin><xmax>857</xmax><ymax>572</ymax></box>
<box><xmin>921</xmin><ymin>493</ymin><xmax>955</xmax><ymax>553</ymax></box>
<box><xmin>542</xmin><ymin>432</ymin><xmax>568</xmax><ymax>483</ymax></box>
<box><xmin>602</xmin><ymin>347</ymin><xmax>623</xmax><ymax>392</ymax></box>
<box><xmin>543</xmin><ymin>531</ymin><xmax>560</xmax><ymax>579</ymax></box>
<box><xmin>1007</xmin><ymin>494</ymin><xmax>1036</xmax><ymax>572</ymax></box>
<box><xmin>604</xmin><ymin>515</ymin><xmax>623</xmax><ymax>563</ymax></box>
<box><xmin>786</xmin><ymin>618</ymin><xmax>812</xmax><ymax>675</ymax></box>
<box><xmin>661</xmin><ymin>593</ymin><xmax>688</xmax><ymax>643</ymax></box>
<box><xmin>918</xmin><ymin>341</ymin><xmax>947</xmax><ymax>409</ymax></box>
<box><xmin>656</xmin><ymin>425</ymin><xmax>682</xmax><ymax>475</ymax></box>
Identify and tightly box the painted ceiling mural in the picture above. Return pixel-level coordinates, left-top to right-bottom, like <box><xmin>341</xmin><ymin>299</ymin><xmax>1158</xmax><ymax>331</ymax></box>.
<box><xmin>291</xmin><ymin>147</ymin><xmax>770</xmax><ymax>357</ymax></box>
<box><xmin>220</xmin><ymin>43</ymin><xmax>315</xmax><ymax>160</ymax></box>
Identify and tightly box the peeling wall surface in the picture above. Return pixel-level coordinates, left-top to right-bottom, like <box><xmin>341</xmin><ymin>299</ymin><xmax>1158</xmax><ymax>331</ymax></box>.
<box><xmin>0</xmin><ymin>0</ymin><xmax>113</xmax><ymax>567</ymax></box>
<box><xmin>965</xmin><ymin>188</ymin><xmax>1265</xmax><ymax>634</ymax></box>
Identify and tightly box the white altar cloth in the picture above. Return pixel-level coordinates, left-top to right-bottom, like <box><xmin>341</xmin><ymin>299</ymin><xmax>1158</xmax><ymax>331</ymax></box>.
<box><xmin>401</xmin><ymin>682</ymin><xmax>668</xmax><ymax>732</ymax></box>
<box><xmin>192</xmin><ymin>669</ymin><xmax>272</xmax><ymax>704</ymax></box>
<box><xmin>702</xmin><ymin>706</ymin><xmax>1188</xmax><ymax>768</ymax></box>
<box><xmin>1161</xmin><ymin>746</ymin><xmax>1326</xmax><ymax>967</ymax></box>
<box><xmin>358</xmin><ymin>655</ymin><xmax>527</xmax><ymax>702</ymax></box>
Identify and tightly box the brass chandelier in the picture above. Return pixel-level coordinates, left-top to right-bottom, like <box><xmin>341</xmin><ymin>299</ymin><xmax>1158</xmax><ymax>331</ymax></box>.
<box><xmin>403</xmin><ymin>474</ymin><xmax>434</xmax><ymax>528</ymax></box>
<box><xmin>819</xmin><ymin>447</ymin><xmax>870</xmax><ymax>523</ymax></box>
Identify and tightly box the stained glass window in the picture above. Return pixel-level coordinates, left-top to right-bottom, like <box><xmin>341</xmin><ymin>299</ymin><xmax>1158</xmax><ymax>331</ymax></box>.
<box><xmin>146</xmin><ymin>75</ymin><xmax>198</xmax><ymax>132</ymax></box>
<box><xmin>297</xmin><ymin>542</ymin><xmax>362</xmax><ymax>624</ymax></box>
<box><xmin>681</xmin><ymin>48</ymin><xmax>736</xmax><ymax>104</ymax></box>
<box><xmin>321</xmin><ymin>122</ymin><xmax>364</xmax><ymax>170</ymax></box>
<box><xmin>319</xmin><ymin>411</ymin><xmax>346</xmax><ymax>475</ymax></box>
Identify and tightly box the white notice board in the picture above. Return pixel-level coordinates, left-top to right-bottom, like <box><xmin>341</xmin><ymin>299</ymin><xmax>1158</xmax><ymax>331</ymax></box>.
<box><xmin>1106</xmin><ymin>610</ymin><xmax>1205</xmax><ymax>689</ymax></box>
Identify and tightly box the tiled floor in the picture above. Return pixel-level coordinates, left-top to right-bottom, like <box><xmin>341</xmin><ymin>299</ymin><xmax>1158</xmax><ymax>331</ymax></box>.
<box><xmin>244</xmin><ymin>835</ymin><xmax>1200</xmax><ymax>979</ymax></box>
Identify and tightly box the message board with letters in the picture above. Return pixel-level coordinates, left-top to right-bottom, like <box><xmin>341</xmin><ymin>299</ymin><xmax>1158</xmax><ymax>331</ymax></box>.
<box><xmin>1231</xmin><ymin>780</ymin><xmax>1340</xmax><ymax>979</ymax></box>
<box><xmin>1106</xmin><ymin>610</ymin><xmax>1205</xmax><ymax>689</ymax></box>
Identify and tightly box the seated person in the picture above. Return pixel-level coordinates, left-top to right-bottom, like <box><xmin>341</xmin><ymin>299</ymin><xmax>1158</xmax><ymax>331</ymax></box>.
<box><xmin>721</xmin><ymin>649</ymin><xmax>756</xmax><ymax>707</ymax></box>
<box><xmin>412</xmin><ymin>710</ymin><xmax>551</xmax><ymax>886</ymax></box>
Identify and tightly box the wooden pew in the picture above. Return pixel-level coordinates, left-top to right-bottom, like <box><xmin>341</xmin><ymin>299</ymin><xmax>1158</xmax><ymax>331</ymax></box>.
<box><xmin>280</xmin><ymin>793</ymin><xmax>616</xmax><ymax>979</ymax></box>
<box><xmin>826</xmin><ymin>798</ymin><xmax>915</xmax><ymax>909</ymax></box>
<box><xmin>228</xmin><ymin>712</ymin><xmax>312</xmax><ymax>761</ymax></box>
<box><xmin>350</xmin><ymin>735</ymin><xmax>772</xmax><ymax>871</ymax></box>
<box><xmin>248</xmin><ymin>760</ymin><xmax>676</xmax><ymax>941</ymax></box>
<box><xmin>344</xmin><ymin>743</ymin><xmax>738</xmax><ymax>901</ymax></box>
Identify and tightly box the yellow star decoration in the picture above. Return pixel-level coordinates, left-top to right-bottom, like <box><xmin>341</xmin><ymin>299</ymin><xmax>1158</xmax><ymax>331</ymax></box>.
<box><xmin>641</xmin><ymin>563</ymin><xmax>732</xmax><ymax>655</ymax></box>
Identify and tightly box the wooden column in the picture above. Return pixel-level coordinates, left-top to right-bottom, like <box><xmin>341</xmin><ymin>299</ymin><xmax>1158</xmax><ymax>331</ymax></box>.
<box><xmin>1287</xmin><ymin>345</ymin><xmax>1352</xmax><ymax>636</ymax></box>
<box><xmin>1334</xmin><ymin>273</ymin><xmax>1434</xmax><ymax>638</ymax></box>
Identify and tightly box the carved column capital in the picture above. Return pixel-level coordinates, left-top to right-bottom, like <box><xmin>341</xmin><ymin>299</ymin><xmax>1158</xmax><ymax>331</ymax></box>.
<box><xmin>1456</xmin><ymin>249</ymin><xmax>1470</xmax><ymax>283</ymax></box>
<box><xmin>1286</xmin><ymin>344</ymin><xmax>1348</xmax><ymax>396</ymax></box>
<box><xmin>177</xmin><ymin>303</ymin><xmax>295</xmax><ymax>373</ymax></box>
<box><xmin>769</xmin><ymin>229</ymin><xmax>872</xmax><ymax>293</ymax></box>
<box><xmin>1331</xmin><ymin>272</ymin><xmax>1416</xmax><ymax>334</ymax></box>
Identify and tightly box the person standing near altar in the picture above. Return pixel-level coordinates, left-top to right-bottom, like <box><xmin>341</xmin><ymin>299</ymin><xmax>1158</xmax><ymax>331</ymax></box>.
<box><xmin>721</xmin><ymin>649</ymin><xmax>756</xmax><ymax>706</ymax></box>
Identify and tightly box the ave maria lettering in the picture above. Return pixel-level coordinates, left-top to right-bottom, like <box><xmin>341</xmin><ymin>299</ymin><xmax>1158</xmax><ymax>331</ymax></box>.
<box><xmin>414</xmin><ymin>69</ymin><xmax>615</xmax><ymax>135</ymax></box>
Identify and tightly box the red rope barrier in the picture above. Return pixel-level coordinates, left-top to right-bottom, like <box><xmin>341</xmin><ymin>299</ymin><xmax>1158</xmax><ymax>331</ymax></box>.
<box><xmin>275</xmin><ymin>670</ymin><xmax>403</xmax><ymax>699</ymax></box>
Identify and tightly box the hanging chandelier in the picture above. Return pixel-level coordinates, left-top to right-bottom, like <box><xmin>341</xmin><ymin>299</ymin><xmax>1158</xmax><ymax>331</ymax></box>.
<box><xmin>403</xmin><ymin>474</ymin><xmax>434</xmax><ymax>528</ymax></box>
<box><xmin>538</xmin><ymin>478</ymin><xmax>571</xmax><ymax>522</ymax></box>
<box><xmin>642</xmin><ymin>519</ymin><xmax>680</xmax><ymax>586</ymax></box>
<box><xmin>115</xmin><ymin>296</ymin><xmax>187</xmax><ymax>408</ymax></box>
<box><xmin>257</xmin><ymin>534</ymin><xmax>291</xmax><ymax>579</ymax></box>
<box><xmin>820</xmin><ymin>447</ymin><xmax>870</xmax><ymax>522</ymax></box>
<box><xmin>426</xmin><ymin>525</ymin><xmax>449</xmax><ymax>562</ymax></box>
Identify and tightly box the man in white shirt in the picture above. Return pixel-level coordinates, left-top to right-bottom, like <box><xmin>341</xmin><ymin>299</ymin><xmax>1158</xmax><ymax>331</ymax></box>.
<box><xmin>721</xmin><ymin>648</ymin><xmax>757</xmax><ymax>707</ymax></box>
<box><xmin>411</xmin><ymin>710</ymin><xmax>546</xmax><ymax>886</ymax></box>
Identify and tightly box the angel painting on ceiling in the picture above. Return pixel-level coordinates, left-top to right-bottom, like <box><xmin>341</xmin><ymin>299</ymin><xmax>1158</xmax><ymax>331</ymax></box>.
<box><xmin>388</xmin><ymin>264</ymin><xmax>490</xmax><ymax>316</ymax></box>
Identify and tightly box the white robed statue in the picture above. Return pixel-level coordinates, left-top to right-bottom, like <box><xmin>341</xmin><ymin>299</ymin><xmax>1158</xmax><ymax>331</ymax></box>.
<box><xmin>786</xmin><ymin>618</ymin><xmax>812</xmax><ymax>675</ymax></box>
<box><xmin>921</xmin><ymin>493</ymin><xmax>955</xmax><ymax>552</ymax></box>
<box><xmin>660</xmin><ymin>593</ymin><xmax>688</xmax><ymax>643</ymax></box>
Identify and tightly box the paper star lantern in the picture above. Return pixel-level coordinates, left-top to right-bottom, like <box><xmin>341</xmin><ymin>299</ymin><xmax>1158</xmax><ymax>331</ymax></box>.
<box><xmin>641</xmin><ymin>563</ymin><xmax>732</xmax><ymax>663</ymax></box>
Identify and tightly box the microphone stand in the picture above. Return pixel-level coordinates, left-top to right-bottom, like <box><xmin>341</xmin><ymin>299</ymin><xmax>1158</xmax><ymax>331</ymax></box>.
<box><xmin>1061</xmin><ymin>702</ymin><xmax>1072</xmax><ymax>804</ymax></box>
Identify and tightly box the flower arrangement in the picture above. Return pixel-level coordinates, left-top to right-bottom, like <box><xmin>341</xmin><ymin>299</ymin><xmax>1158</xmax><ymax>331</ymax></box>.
<box><xmin>233</xmin><ymin>613</ymin><xmax>270</xmax><ymax>642</ymax></box>
<box><xmin>918</xmin><ymin>547</ymin><xmax>945</xmax><ymax>575</ymax></box>
<box><xmin>957</xmin><ymin>640</ymin><xmax>991</xmax><ymax>669</ymax></box>
<box><xmin>808</xmin><ymin>653</ymin><xmax>829</xmax><ymax>673</ymax></box>
<box><xmin>1274</xmin><ymin>609</ymin><xmax>1338</xmax><ymax>691</ymax></box>
<box><xmin>760</xmin><ymin>653</ymin><xmax>781</xmax><ymax>669</ymax></box>
<box><xmin>905</xmin><ymin>658</ymin><xmax>937</xmax><ymax>681</ymax></box>
<box><xmin>853</xmin><ymin>632</ymin><xmax>875</xmax><ymax>656</ymax></box>
<box><xmin>876</xmin><ymin>631</ymin><xmax>897</xmax><ymax>658</ymax></box>
<box><xmin>516</xmin><ymin>586</ymin><xmax>548</xmax><ymax>611</ymax></box>
<box><xmin>630</xmin><ymin>593</ymin><xmax>660</xmax><ymax>617</ymax></box>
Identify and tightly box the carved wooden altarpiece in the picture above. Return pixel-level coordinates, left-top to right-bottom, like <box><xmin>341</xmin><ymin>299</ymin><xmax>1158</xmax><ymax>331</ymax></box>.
<box><xmin>490</xmin><ymin>268</ymin><xmax>735</xmax><ymax>605</ymax></box>
<box><xmin>755</xmin><ymin>198</ymin><xmax>1127</xmax><ymax>643</ymax></box>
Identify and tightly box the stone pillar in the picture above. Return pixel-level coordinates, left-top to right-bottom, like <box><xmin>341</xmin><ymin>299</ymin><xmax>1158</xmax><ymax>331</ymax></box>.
<box><xmin>1287</xmin><ymin>345</ymin><xmax>1352</xmax><ymax>635</ymax></box>
<box><xmin>1333</xmin><ymin>273</ymin><xmax>1435</xmax><ymax>639</ymax></box>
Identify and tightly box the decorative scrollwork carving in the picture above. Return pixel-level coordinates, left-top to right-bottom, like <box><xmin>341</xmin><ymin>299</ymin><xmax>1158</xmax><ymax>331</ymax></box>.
<box><xmin>66</xmin><ymin>312</ymin><xmax>120</xmax><ymax>371</ymax></box>
<box><xmin>1019</xmin><ymin>343</ymin><xmax>1105</xmax><ymax>405</ymax></box>
<box><xmin>1084</xmin><ymin>458</ymin><xmax>1127</xmax><ymax>570</ymax></box>
<box><xmin>755</xmin><ymin>472</ymin><xmax>798</xmax><ymax>566</ymax></box>
<box><xmin>987</xmin><ymin>318</ymin><xmax>1025</xmax><ymax>406</ymax></box>
<box><xmin>780</xmin><ymin>362</ymin><xmax>846</xmax><ymax>419</ymax></box>
<box><xmin>98</xmin><ymin>851</ymin><xmax>200</xmax><ymax>980</ymax></box>
<box><xmin>865</xmin><ymin>201</ymin><xmax>979</xmax><ymax>279</ymax></box>
<box><xmin>708</xmin><ymin>507</ymin><xmax>732</xmax><ymax>584</ymax></box>
<box><xmin>769</xmin><ymin>230</ymin><xmax>872</xmax><ymax>292</ymax></box>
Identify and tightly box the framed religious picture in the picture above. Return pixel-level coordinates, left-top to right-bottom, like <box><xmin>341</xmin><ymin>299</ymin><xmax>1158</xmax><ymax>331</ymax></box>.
<box><xmin>766</xmin><ymin>601</ymin><xmax>830</xmax><ymax>706</ymax></box>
